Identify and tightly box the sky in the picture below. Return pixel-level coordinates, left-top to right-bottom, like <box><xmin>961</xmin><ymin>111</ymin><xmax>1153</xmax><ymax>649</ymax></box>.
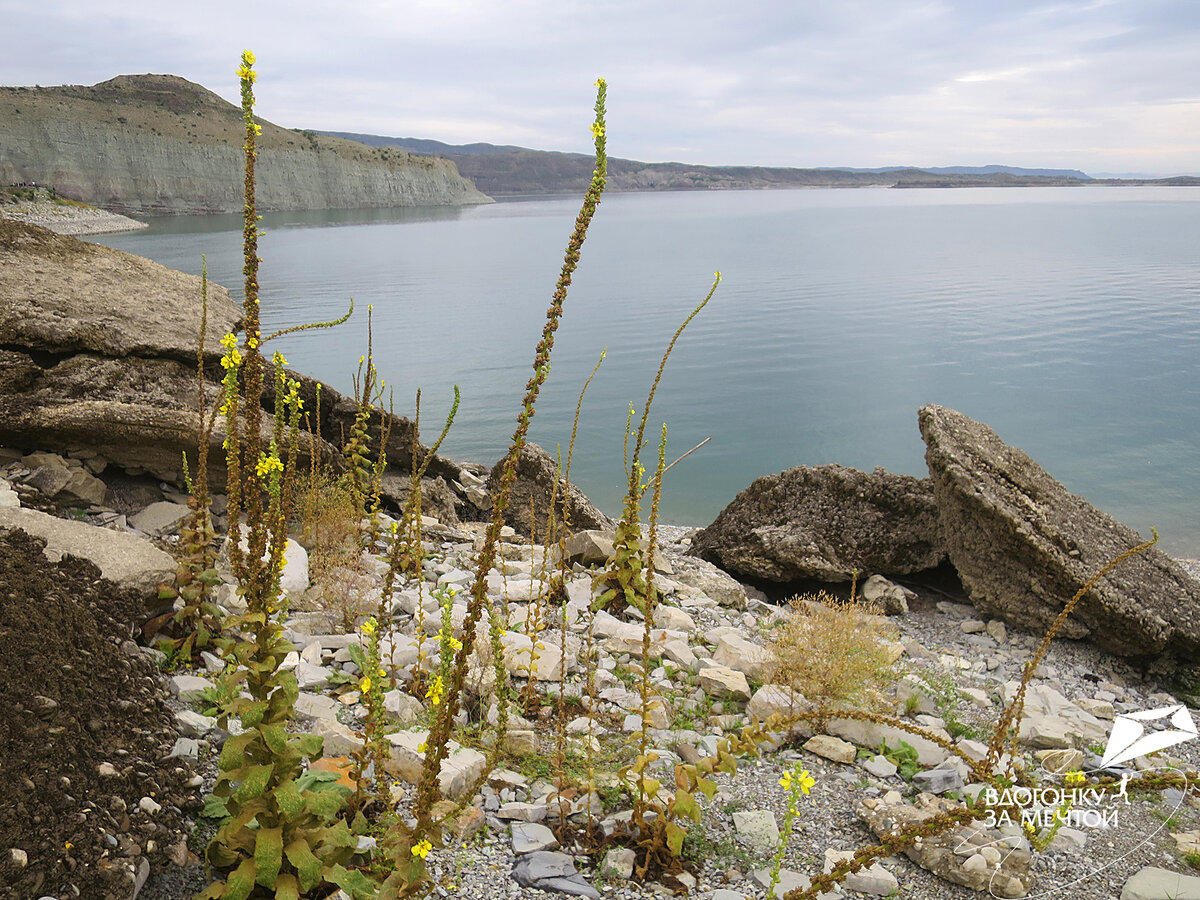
<box><xmin>3</xmin><ymin>0</ymin><xmax>1199</xmax><ymax>176</ymax></box>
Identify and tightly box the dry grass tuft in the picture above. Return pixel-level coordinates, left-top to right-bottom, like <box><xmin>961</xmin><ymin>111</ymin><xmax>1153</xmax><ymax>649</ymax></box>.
<box><xmin>766</xmin><ymin>590</ymin><xmax>898</xmax><ymax>713</ymax></box>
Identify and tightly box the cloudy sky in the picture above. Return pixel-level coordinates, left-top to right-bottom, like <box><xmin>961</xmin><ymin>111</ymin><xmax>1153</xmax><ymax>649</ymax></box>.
<box><xmin>3</xmin><ymin>0</ymin><xmax>1198</xmax><ymax>175</ymax></box>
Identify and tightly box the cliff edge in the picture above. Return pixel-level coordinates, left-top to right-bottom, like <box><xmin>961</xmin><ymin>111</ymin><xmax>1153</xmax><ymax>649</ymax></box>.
<box><xmin>0</xmin><ymin>74</ymin><xmax>492</xmax><ymax>215</ymax></box>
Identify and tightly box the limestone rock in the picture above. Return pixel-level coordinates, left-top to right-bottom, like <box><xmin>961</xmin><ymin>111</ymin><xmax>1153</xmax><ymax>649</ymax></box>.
<box><xmin>0</xmin><ymin>507</ymin><xmax>175</xmax><ymax>596</ymax></box>
<box><xmin>692</xmin><ymin>464</ymin><xmax>944</xmax><ymax>583</ymax></box>
<box><xmin>713</xmin><ymin>632</ymin><xmax>774</xmax><ymax>681</ymax></box>
<box><xmin>487</xmin><ymin>441</ymin><xmax>613</xmax><ymax>540</ymax></box>
<box><xmin>859</xmin><ymin>794</ymin><xmax>1032</xmax><ymax>898</ymax></box>
<box><xmin>0</xmin><ymin>219</ymin><xmax>240</xmax><ymax>362</ymax></box>
<box><xmin>698</xmin><ymin>664</ymin><xmax>752</xmax><ymax>701</ymax></box>
<box><xmin>920</xmin><ymin>404</ymin><xmax>1200</xmax><ymax>664</ymax></box>
<box><xmin>1120</xmin><ymin>866</ymin><xmax>1200</xmax><ymax>900</ymax></box>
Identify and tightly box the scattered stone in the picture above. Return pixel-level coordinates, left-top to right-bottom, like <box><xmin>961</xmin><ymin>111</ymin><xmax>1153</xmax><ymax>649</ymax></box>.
<box><xmin>128</xmin><ymin>500</ymin><xmax>190</xmax><ymax>534</ymax></box>
<box><xmin>597</xmin><ymin>847</ymin><xmax>636</xmax><ymax>880</ymax></box>
<box><xmin>732</xmin><ymin>809</ymin><xmax>780</xmax><ymax>850</ymax></box>
<box><xmin>803</xmin><ymin>734</ymin><xmax>857</xmax><ymax>765</ymax></box>
<box><xmin>824</xmin><ymin>848</ymin><xmax>899</xmax><ymax>896</ymax></box>
<box><xmin>1120</xmin><ymin>866</ymin><xmax>1200</xmax><ymax>900</ymax></box>
<box><xmin>713</xmin><ymin>632</ymin><xmax>774</xmax><ymax>680</ymax></box>
<box><xmin>861</xmin><ymin>574</ymin><xmax>913</xmax><ymax>614</ymax></box>
<box><xmin>911</xmin><ymin>767</ymin><xmax>964</xmax><ymax>794</ymax></box>
<box><xmin>511</xmin><ymin>822</ymin><xmax>559</xmax><ymax>854</ymax></box>
<box><xmin>168</xmin><ymin>674</ymin><xmax>213</xmax><ymax>703</ymax></box>
<box><xmin>698</xmin><ymin>664</ymin><xmax>752</xmax><ymax>701</ymax></box>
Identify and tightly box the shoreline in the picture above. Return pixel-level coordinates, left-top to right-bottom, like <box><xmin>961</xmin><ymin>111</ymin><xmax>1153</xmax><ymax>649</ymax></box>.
<box><xmin>0</xmin><ymin>200</ymin><xmax>147</xmax><ymax>235</ymax></box>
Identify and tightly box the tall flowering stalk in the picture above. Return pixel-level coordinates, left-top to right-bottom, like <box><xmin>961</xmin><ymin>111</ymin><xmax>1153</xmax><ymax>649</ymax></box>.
<box><xmin>379</xmin><ymin>79</ymin><xmax>608</xmax><ymax>898</ymax></box>
<box><xmin>769</xmin><ymin>764</ymin><xmax>815</xmax><ymax>896</ymax></box>
<box><xmin>200</xmin><ymin>51</ymin><xmax>371</xmax><ymax>900</ymax></box>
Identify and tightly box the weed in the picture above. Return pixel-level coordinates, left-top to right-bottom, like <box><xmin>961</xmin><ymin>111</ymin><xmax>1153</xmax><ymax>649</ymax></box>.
<box><xmin>766</xmin><ymin>591</ymin><xmax>897</xmax><ymax>714</ymax></box>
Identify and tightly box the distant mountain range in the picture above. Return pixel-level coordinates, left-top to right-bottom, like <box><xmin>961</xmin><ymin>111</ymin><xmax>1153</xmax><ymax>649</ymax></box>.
<box><xmin>317</xmin><ymin>133</ymin><xmax>1200</xmax><ymax>196</ymax></box>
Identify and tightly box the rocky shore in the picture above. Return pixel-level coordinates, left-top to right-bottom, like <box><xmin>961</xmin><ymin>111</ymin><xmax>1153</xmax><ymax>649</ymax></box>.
<box><xmin>1</xmin><ymin>219</ymin><xmax>1199</xmax><ymax>900</ymax></box>
<box><xmin>0</xmin><ymin>191</ymin><xmax>147</xmax><ymax>235</ymax></box>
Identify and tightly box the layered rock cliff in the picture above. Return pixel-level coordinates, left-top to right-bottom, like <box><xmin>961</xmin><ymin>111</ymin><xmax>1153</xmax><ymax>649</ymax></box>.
<box><xmin>0</xmin><ymin>75</ymin><xmax>491</xmax><ymax>215</ymax></box>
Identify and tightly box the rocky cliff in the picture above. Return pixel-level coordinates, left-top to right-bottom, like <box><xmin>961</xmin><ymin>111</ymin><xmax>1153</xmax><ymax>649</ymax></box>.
<box><xmin>0</xmin><ymin>75</ymin><xmax>491</xmax><ymax>215</ymax></box>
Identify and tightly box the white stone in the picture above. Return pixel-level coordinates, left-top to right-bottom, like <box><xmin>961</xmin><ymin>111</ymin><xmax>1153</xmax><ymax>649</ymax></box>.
<box><xmin>713</xmin><ymin>632</ymin><xmax>775</xmax><ymax>681</ymax></box>
<box><xmin>138</xmin><ymin>796</ymin><xmax>162</xmax><ymax>815</ymax></box>
<box><xmin>382</xmin><ymin>689</ymin><xmax>424</xmax><ymax>725</ymax></box>
<box><xmin>803</xmin><ymin>734</ymin><xmax>857</xmax><ymax>765</ymax></box>
<box><xmin>653</xmin><ymin>604</ymin><xmax>697</xmax><ymax>633</ymax></box>
<box><xmin>698</xmin><ymin>664</ymin><xmax>751</xmax><ymax>700</ymax></box>
<box><xmin>384</xmin><ymin>730</ymin><xmax>487</xmax><ymax>798</ymax></box>
<box><xmin>294</xmin><ymin>692</ymin><xmax>341</xmax><ymax>723</ymax></box>
<box><xmin>312</xmin><ymin>719</ymin><xmax>360</xmax><ymax>757</ymax></box>
<box><xmin>824</xmin><ymin>849</ymin><xmax>898</xmax><ymax>896</ymax></box>
<box><xmin>169</xmin><ymin>674</ymin><xmax>212</xmax><ymax>703</ymax></box>
<box><xmin>732</xmin><ymin>809</ymin><xmax>779</xmax><ymax>850</ymax></box>
<box><xmin>825</xmin><ymin>717</ymin><xmax>949</xmax><ymax>766</ymax></box>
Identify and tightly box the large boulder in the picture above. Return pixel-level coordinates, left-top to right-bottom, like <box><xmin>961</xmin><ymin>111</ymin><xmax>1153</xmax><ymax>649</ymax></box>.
<box><xmin>919</xmin><ymin>404</ymin><xmax>1200</xmax><ymax>664</ymax></box>
<box><xmin>0</xmin><ymin>218</ymin><xmax>240</xmax><ymax>362</ymax></box>
<box><xmin>690</xmin><ymin>464</ymin><xmax>944</xmax><ymax>583</ymax></box>
<box><xmin>0</xmin><ymin>220</ymin><xmax>480</xmax><ymax>512</ymax></box>
<box><xmin>487</xmin><ymin>441</ymin><xmax>614</xmax><ymax>540</ymax></box>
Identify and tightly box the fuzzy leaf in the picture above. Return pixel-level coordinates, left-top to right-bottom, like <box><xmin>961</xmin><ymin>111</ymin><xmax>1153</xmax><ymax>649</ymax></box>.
<box><xmin>306</xmin><ymin>786</ymin><xmax>348</xmax><ymax>820</ymax></box>
<box><xmin>241</xmin><ymin>700</ymin><xmax>269</xmax><ymax>728</ymax></box>
<box><xmin>329</xmin><ymin>864</ymin><xmax>380</xmax><ymax>900</ymax></box>
<box><xmin>233</xmin><ymin>764</ymin><xmax>273</xmax><ymax>803</ymax></box>
<box><xmin>261</xmin><ymin>723</ymin><xmax>288</xmax><ymax>756</ymax></box>
<box><xmin>273</xmin><ymin>873</ymin><xmax>299</xmax><ymax>900</ymax></box>
<box><xmin>289</xmin><ymin>732</ymin><xmax>324</xmax><ymax>760</ymax></box>
<box><xmin>274</xmin><ymin>778</ymin><xmax>305</xmax><ymax>819</ymax></box>
<box><xmin>201</xmin><ymin>793</ymin><xmax>230</xmax><ymax>821</ymax></box>
<box><xmin>696</xmin><ymin>776</ymin><xmax>718</xmax><ymax>800</ymax></box>
<box><xmin>665</xmin><ymin>821</ymin><xmax>687</xmax><ymax>857</ymax></box>
<box><xmin>254</xmin><ymin>826</ymin><xmax>283</xmax><ymax>887</ymax></box>
<box><xmin>224</xmin><ymin>857</ymin><xmax>257</xmax><ymax>900</ymax></box>
<box><xmin>284</xmin><ymin>839</ymin><xmax>322</xmax><ymax>893</ymax></box>
<box><xmin>672</xmin><ymin>789</ymin><xmax>700</xmax><ymax>824</ymax></box>
<box><xmin>219</xmin><ymin>732</ymin><xmax>256</xmax><ymax>770</ymax></box>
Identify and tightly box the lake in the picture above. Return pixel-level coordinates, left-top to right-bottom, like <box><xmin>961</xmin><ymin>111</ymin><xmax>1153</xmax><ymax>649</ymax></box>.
<box><xmin>90</xmin><ymin>187</ymin><xmax>1200</xmax><ymax>557</ymax></box>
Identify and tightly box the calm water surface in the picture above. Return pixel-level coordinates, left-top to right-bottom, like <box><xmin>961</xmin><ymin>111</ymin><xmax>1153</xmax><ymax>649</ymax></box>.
<box><xmin>92</xmin><ymin>187</ymin><xmax>1200</xmax><ymax>556</ymax></box>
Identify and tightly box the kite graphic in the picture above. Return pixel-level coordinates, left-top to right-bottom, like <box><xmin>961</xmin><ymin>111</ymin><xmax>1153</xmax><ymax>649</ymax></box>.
<box><xmin>1098</xmin><ymin>704</ymin><xmax>1198</xmax><ymax>768</ymax></box>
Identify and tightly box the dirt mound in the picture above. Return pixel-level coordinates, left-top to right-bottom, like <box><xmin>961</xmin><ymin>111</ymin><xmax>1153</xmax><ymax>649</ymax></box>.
<box><xmin>0</xmin><ymin>528</ymin><xmax>194</xmax><ymax>900</ymax></box>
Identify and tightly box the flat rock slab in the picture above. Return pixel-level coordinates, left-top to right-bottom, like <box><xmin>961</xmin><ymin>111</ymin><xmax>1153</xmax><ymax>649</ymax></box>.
<box><xmin>920</xmin><ymin>405</ymin><xmax>1200</xmax><ymax>664</ymax></box>
<box><xmin>1121</xmin><ymin>866</ymin><xmax>1200</xmax><ymax>900</ymax></box>
<box><xmin>691</xmin><ymin>463</ymin><xmax>944</xmax><ymax>583</ymax></box>
<box><xmin>0</xmin><ymin>219</ymin><xmax>240</xmax><ymax>362</ymax></box>
<box><xmin>0</xmin><ymin>506</ymin><xmax>175</xmax><ymax>596</ymax></box>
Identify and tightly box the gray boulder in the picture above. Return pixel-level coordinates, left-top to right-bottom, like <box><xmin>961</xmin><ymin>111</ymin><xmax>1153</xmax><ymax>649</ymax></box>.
<box><xmin>691</xmin><ymin>464</ymin><xmax>944</xmax><ymax>582</ymax></box>
<box><xmin>0</xmin><ymin>219</ymin><xmax>240</xmax><ymax>363</ymax></box>
<box><xmin>487</xmin><ymin>441</ymin><xmax>614</xmax><ymax>540</ymax></box>
<box><xmin>919</xmin><ymin>404</ymin><xmax>1200</xmax><ymax>664</ymax></box>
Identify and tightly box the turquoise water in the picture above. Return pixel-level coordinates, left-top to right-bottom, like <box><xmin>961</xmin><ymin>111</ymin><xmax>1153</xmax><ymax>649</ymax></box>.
<box><xmin>91</xmin><ymin>187</ymin><xmax>1200</xmax><ymax>556</ymax></box>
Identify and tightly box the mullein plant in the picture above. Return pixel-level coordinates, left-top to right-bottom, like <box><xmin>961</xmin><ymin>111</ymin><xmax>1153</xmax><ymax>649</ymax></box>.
<box><xmin>376</xmin><ymin>78</ymin><xmax>609</xmax><ymax>899</ymax></box>
<box><xmin>768</xmin><ymin>764</ymin><xmax>815</xmax><ymax>897</ymax></box>
<box><xmin>594</xmin><ymin>273</ymin><xmax>720</xmax><ymax>616</ymax></box>
<box><xmin>157</xmin><ymin>258</ymin><xmax>223</xmax><ymax>663</ymax></box>
<box><xmin>199</xmin><ymin>51</ymin><xmax>368</xmax><ymax>900</ymax></box>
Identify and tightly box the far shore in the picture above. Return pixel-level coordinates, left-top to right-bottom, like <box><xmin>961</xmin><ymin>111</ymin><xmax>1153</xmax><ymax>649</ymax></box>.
<box><xmin>0</xmin><ymin>199</ymin><xmax>147</xmax><ymax>235</ymax></box>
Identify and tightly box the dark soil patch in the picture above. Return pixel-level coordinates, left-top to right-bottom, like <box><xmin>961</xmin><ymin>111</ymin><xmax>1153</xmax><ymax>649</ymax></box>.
<box><xmin>0</xmin><ymin>527</ymin><xmax>197</xmax><ymax>900</ymax></box>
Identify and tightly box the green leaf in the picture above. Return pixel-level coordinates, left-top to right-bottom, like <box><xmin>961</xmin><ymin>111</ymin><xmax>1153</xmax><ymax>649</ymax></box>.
<box><xmin>254</xmin><ymin>826</ymin><xmax>283</xmax><ymax>887</ymax></box>
<box><xmin>233</xmin><ymin>764</ymin><xmax>273</xmax><ymax>803</ymax></box>
<box><xmin>273</xmin><ymin>873</ymin><xmax>299</xmax><ymax>900</ymax></box>
<box><xmin>306</xmin><ymin>786</ymin><xmax>347</xmax><ymax>820</ymax></box>
<box><xmin>330</xmin><ymin>864</ymin><xmax>380</xmax><ymax>900</ymax></box>
<box><xmin>672</xmin><ymin>789</ymin><xmax>700</xmax><ymax>824</ymax></box>
<box><xmin>201</xmin><ymin>793</ymin><xmax>230</xmax><ymax>821</ymax></box>
<box><xmin>696</xmin><ymin>776</ymin><xmax>718</xmax><ymax>800</ymax></box>
<box><xmin>220</xmin><ymin>732</ymin><xmax>256</xmax><ymax>770</ymax></box>
<box><xmin>241</xmin><ymin>700</ymin><xmax>269</xmax><ymax>728</ymax></box>
<box><xmin>295</xmin><ymin>768</ymin><xmax>341</xmax><ymax>791</ymax></box>
<box><xmin>284</xmin><ymin>839</ymin><xmax>322</xmax><ymax>894</ymax></box>
<box><xmin>261</xmin><ymin>723</ymin><xmax>288</xmax><ymax>756</ymax></box>
<box><xmin>274</xmin><ymin>778</ymin><xmax>305</xmax><ymax>819</ymax></box>
<box><xmin>665</xmin><ymin>821</ymin><xmax>687</xmax><ymax>856</ymax></box>
<box><xmin>224</xmin><ymin>857</ymin><xmax>257</xmax><ymax>900</ymax></box>
<box><xmin>290</xmin><ymin>732</ymin><xmax>324</xmax><ymax>760</ymax></box>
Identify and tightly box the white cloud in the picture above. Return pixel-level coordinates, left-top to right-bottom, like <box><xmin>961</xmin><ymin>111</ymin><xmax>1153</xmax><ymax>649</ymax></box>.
<box><xmin>1</xmin><ymin>0</ymin><xmax>1197</xmax><ymax>173</ymax></box>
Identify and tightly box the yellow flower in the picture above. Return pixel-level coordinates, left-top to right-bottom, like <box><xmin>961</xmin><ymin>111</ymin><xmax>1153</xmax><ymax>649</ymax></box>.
<box><xmin>362</xmin><ymin>618</ymin><xmax>377</xmax><ymax>635</ymax></box>
<box><xmin>219</xmin><ymin>332</ymin><xmax>238</xmax><ymax>350</ymax></box>
<box><xmin>779</xmin><ymin>772</ymin><xmax>792</xmax><ymax>791</ymax></box>
<box><xmin>411</xmin><ymin>839</ymin><xmax>432</xmax><ymax>859</ymax></box>
<box><xmin>64</xmin><ymin>840</ymin><xmax>73</xmax><ymax>850</ymax></box>
<box><xmin>426</xmin><ymin>675</ymin><xmax>444</xmax><ymax>707</ymax></box>
<box><xmin>241</xmin><ymin>49</ymin><xmax>256</xmax><ymax>66</ymax></box>
<box><xmin>1064</xmin><ymin>770</ymin><xmax>1086</xmax><ymax>787</ymax></box>
<box><xmin>590</xmin><ymin>123</ymin><xmax>605</xmax><ymax>139</ymax></box>
<box><xmin>1023</xmin><ymin>821</ymin><xmax>1037</xmax><ymax>835</ymax></box>
<box><xmin>255</xmin><ymin>454</ymin><xmax>283</xmax><ymax>478</ymax></box>
<box><xmin>359</xmin><ymin>676</ymin><xmax>372</xmax><ymax>693</ymax></box>
<box><xmin>417</xmin><ymin>741</ymin><xmax>427</xmax><ymax>753</ymax></box>
<box><xmin>254</xmin><ymin>123</ymin><xmax>263</xmax><ymax>136</ymax></box>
